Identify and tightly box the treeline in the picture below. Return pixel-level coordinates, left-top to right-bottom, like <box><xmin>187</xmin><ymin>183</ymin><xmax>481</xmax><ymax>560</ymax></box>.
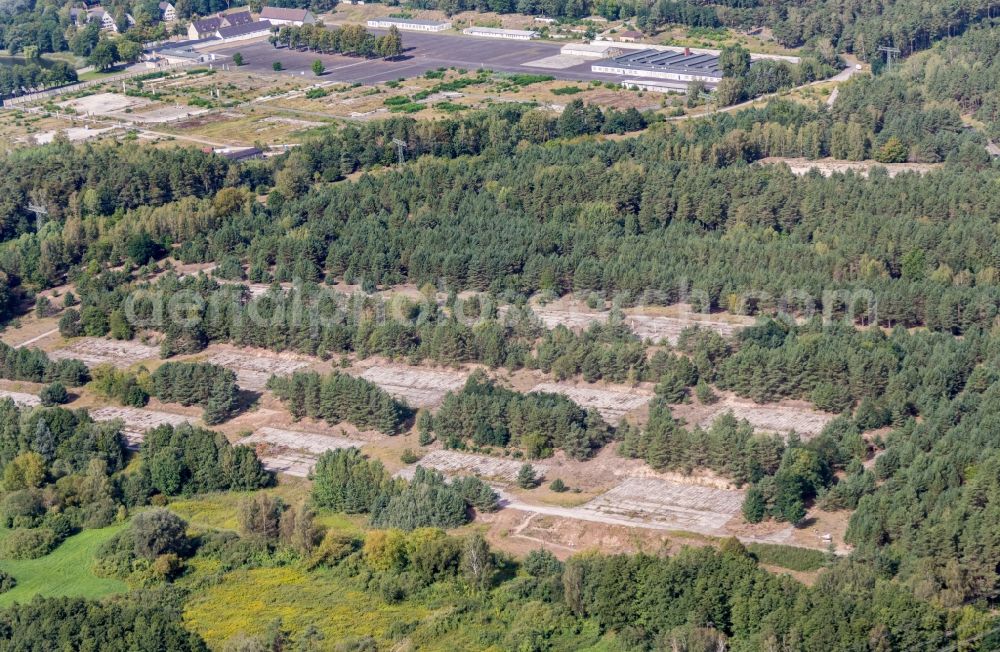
<box><xmin>0</xmin><ymin>60</ymin><xmax>76</xmax><ymax>99</ymax></box>
<box><xmin>713</xmin><ymin>318</ymin><xmax>966</xmax><ymax>418</ymax></box>
<box><xmin>432</xmin><ymin>372</ymin><xmax>611</xmax><ymax>459</ymax></box>
<box><xmin>0</xmin><ymin>589</ymin><xmax>207</xmax><ymax>651</ymax></box>
<box><xmin>562</xmin><ymin>542</ymin><xmax>956</xmax><ymax>650</ymax></box>
<box><xmin>271</xmin><ymin>23</ymin><xmax>403</xmax><ymax>59</ymax></box>
<box><xmin>0</xmin><ymin>340</ymin><xmax>89</xmax><ymax>387</ymax></box>
<box><xmin>311</xmin><ymin>448</ymin><xmax>498</xmax><ymax>529</ymax></box>
<box><xmin>839</xmin><ymin>23</ymin><xmax>1000</xmax><ymax>142</ymax></box>
<box><xmin>267</xmin><ymin>370</ymin><xmax>410</xmax><ymax>435</ymax></box>
<box><xmin>0</xmin><ymin>140</ymin><xmax>231</xmax><ymax>279</ymax></box>
<box><xmin>0</xmin><ymin>406</ymin><xmax>127</xmax><ymax>560</ymax></box>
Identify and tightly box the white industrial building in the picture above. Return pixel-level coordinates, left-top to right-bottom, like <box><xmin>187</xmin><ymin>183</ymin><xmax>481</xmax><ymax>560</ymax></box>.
<box><xmin>592</xmin><ymin>48</ymin><xmax>723</xmax><ymax>86</ymax></box>
<box><xmin>259</xmin><ymin>7</ymin><xmax>315</xmax><ymax>26</ymax></box>
<box><xmin>366</xmin><ymin>18</ymin><xmax>451</xmax><ymax>32</ymax></box>
<box><xmin>620</xmin><ymin>79</ymin><xmax>692</xmax><ymax>94</ymax></box>
<box><xmin>462</xmin><ymin>26</ymin><xmax>538</xmax><ymax>40</ymax></box>
<box><xmin>215</xmin><ymin>20</ymin><xmax>273</xmax><ymax>43</ymax></box>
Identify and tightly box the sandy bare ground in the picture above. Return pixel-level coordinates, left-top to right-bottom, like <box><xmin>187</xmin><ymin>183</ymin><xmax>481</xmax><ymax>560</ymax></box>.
<box><xmin>90</xmin><ymin>406</ymin><xmax>192</xmax><ymax>448</ymax></box>
<box><xmin>529</xmin><ymin>381</ymin><xmax>652</xmax><ymax>425</ymax></box>
<box><xmin>397</xmin><ymin>449</ymin><xmax>548</xmax><ymax>484</ymax></box>
<box><xmin>511</xmin><ymin>298</ymin><xmax>751</xmax><ymax>344</ymax></box>
<box><xmin>49</xmin><ymin>338</ymin><xmax>159</xmax><ymax>369</ymax></box>
<box><xmin>0</xmin><ymin>390</ymin><xmax>40</xmax><ymax>407</ymax></box>
<box><xmin>357</xmin><ymin>364</ymin><xmax>468</xmax><ymax>408</ymax></box>
<box><xmin>760</xmin><ymin>157</ymin><xmax>942</xmax><ymax>178</ymax></box>
<box><xmin>241</xmin><ymin>426</ymin><xmax>363</xmax><ymax>477</ymax></box>
<box><xmin>497</xmin><ymin>484</ymin><xmax>812</xmax><ymax>550</ymax></box>
<box><xmin>693</xmin><ymin>396</ymin><xmax>835</xmax><ymax>439</ymax></box>
<box><xmin>205</xmin><ymin>349</ymin><xmax>313</xmax><ymax>391</ymax></box>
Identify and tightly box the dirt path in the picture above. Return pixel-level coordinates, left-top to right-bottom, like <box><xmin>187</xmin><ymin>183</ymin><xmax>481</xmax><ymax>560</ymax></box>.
<box><xmin>11</xmin><ymin>328</ymin><xmax>58</xmax><ymax>349</ymax></box>
<box><xmin>497</xmin><ymin>491</ymin><xmax>845</xmax><ymax>554</ymax></box>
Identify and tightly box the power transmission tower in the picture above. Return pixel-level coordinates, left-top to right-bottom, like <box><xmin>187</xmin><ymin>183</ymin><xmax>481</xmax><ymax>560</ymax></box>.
<box><xmin>878</xmin><ymin>45</ymin><xmax>900</xmax><ymax>73</ymax></box>
<box><xmin>391</xmin><ymin>138</ymin><xmax>407</xmax><ymax>165</ymax></box>
<box><xmin>26</xmin><ymin>198</ymin><xmax>48</xmax><ymax>231</ymax></box>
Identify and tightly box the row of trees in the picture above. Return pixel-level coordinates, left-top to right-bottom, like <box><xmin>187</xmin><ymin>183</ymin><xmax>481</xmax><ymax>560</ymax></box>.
<box><xmin>0</xmin><ymin>341</ymin><xmax>89</xmax><ymax>387</ymax></box>
<box><xmin>0</xmin><ymin>60</ymin><xmax>76</xmax><ymax>99</ymax></box>
<box><xmin>0</xmin><ymin>400</ymin><xmax>269</xmax><ymax>563</ymax></box>
<box><xmin>267</xmin><ymin>370</ymin><xmax>410</xmax><ymax>435</ymax></box>
<box><xmin>270</xmin><ymin>24</ymin><xmax>403</xmax><ymax>59</ymax></box>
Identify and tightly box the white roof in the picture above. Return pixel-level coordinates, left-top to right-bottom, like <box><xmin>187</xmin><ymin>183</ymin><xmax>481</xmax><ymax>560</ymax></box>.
<box><xmin>464</xmin><ymin>26</ymin><xmax>537</xmax><ymax>36</ymax></box>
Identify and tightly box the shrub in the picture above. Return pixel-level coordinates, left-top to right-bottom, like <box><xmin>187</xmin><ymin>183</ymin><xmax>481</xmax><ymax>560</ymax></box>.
<box><xmin>0</xmin><ymin>569</ymin><xmax>15</xmax><ymax>593</ymax></box>
<box><xmin>40</xmin><ymin>382</ymin><xmax>68</xmax><ymax>406</ymax></box>
<box><xmin>1</xmin><ymin>489</ymin><xmax>45</xmax><ymax>528</ymax></box>
<box><xmin>548</xmin><ymin>478</ymin><xmax>567</xmax><ymax>492</ymax></box>
<box><xmin>1</xmin><ymin>527</ymin><xmax>59</xmax><ymax>559</ymax></box>
<box><xmin>131</xmin><ymin>509</ymin><xmax>189</xmax><ymax>560</ymax></box>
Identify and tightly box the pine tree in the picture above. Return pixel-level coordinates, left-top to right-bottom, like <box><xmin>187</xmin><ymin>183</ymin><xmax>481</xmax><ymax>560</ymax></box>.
<box><xmin>203</xmin><ymin>375</ymin><xmax>238</xmax><ymax>425</ymax></box>
<box><xmin>742</xmin><ymin>485</ymin><xmax>766</xmax><ymax>523</ymax></box>
<box><xmin>517</xmin><ymin>463</ymin><xmax>538</xmax><ymax>489</ymax></box>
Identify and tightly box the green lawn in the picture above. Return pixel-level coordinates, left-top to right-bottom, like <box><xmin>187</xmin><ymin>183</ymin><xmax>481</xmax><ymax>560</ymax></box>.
<box><xmin>0</xmin><ymin>524</ymin><xmax>128</xmax><ymax>606</ymax></box>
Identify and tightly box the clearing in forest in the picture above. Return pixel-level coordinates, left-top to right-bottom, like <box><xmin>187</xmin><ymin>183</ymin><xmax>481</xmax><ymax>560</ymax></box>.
<box><xmin>700</xmin><ymin>398</ymin><xmax>835</xmax><ymax>439</ymax></box>
<box><xmin>89</xmin><ymin>406</ymin><xmax>191</xmax><ymax>448</ymax></box>
<box><xmin>529</xmin><ymin>382</ymin><xmax>651</xmax><ymax>425</ymax></box>
<box><xmin>49</xmin><ymin>338</ymin><xmax>158</xmax><ymax>369</ymax></box>
<box><xmin>0</xmin><ymin>390</ymin><xmax>40</xmax><ymax>407</ymax></box>
<box><xmin>240</xmin><ymin>426</ymin><xmax>361</xmax><ymax>477</ymax></box>
<box><xmin>359</xmin><ymin>365</ymin><xmax>468</xmax><ymax>408</ymax></box>
<box><xmin>397</xmin><ymin>449</ymin><xmax>548</xmax><ymax>484</ymax></box>
<box><xmin>576</xmin><ymin>477</ymin><xmax>744</xmax><ymax>533</ymax></box>
<box><xmin>624</xmin><ymin>314</ymin><xmax>743</xmax><ymax>344</ymax></box>
<box><xmin>523</xmin><ymin>307</ymin><xmax>744</xmax><ymax>344</ymax></box>
<box><xmin>206</xmin><ymin>351</ymin><xmax>312</xmax><ymax>391</ymax></box>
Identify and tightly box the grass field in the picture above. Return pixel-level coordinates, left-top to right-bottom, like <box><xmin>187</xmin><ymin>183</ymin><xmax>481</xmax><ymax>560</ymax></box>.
<box><xmin>183</xmin><ymin>565</ymin><xmax>433</xmax><ymax>647</ymax></box>
<box><xmin>0</xmin><ymin>524</ymin><xmax>127</xmax><ymax>606</ymax></box>
<box><xmin>166</xmin><ymin>482</ymin><xmax>365</xmax><ymax>535</ymax></box>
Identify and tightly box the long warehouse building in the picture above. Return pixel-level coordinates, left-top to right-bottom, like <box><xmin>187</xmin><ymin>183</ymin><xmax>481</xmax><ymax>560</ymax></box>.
<box><xmin>592</xmin><ymin>48</ymin><xmax>723</xmax><ymax>86</ymax></box>
<box><xmin>366</xmin><ymin>18</ymin><xmax>451</xmax><ymax>32</ymax></box>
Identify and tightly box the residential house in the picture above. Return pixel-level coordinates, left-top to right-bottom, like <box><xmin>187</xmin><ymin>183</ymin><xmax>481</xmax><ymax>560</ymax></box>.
<box><xmin>187</xmin><ymin>10</ymin><xmax>254</xmax><ymax>39</ymax></box>
<box><xmin>158</xmin><ymin>1</ymin><xmax>176</xmax><ymax>21</ymax></box>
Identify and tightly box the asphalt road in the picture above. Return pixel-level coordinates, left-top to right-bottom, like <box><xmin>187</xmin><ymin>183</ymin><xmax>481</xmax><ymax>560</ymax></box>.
<box><xmin>201</xmin><ymin>31</ymin><xmax>625</xmax><ymax>84</ymax></box>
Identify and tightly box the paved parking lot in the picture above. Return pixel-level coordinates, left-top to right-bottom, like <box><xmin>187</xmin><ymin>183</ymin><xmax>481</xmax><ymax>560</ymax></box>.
<box><xmin>203</xmin><ymin>31</ymin><xmax>622</xmax><ymax>84</ymax></box>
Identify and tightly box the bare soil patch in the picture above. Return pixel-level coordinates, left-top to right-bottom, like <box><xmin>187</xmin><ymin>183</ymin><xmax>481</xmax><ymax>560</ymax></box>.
<box><xmin>698</xmin><ymin>397</ymin><xmax>835</xmax><ymax>439</ymax></box>
<box><xmin>50</xmin><ymin>338</ymin><xmax>159</xmax><ymax>369</ymax></box>
<box><xmin>241</xmin><ymin>426</ymin><xmax>363</xmax><ymax>477</ymax></box>
<box><xmin>519</xmin><ymin>300</ymin><xmax>748</xmax><ymax>344</ymax></box>
<box><xmin>357</xmin><ymin>364</ymin><xmax>468</xmax><ymax>408</ymax></box>
<box><xmin>760</xmin><ymin>156</ymin><xmax>941</xmax><ymax>178</ymax></box>
<box><xmin>90</xmin><ymin>406</ymin><xmax>192</xmax><ymax>448</ymax></box>
<box><xmin>397</xmin><ymin>449</ymin><xmax>547</xmax><ymax>484</ymax></box>
<box><xmin>529</xmin><ymin>381</ymin><xmax>651</xmax><ymax>425</ymax></box>
<box><xmin>576</xmin><ymin>477</ymin><xmax>744</xmax><ymax>532</ymax></box>
<box><xmin>624</xmin><ymin>313</ymin><xmax>743</xmax><ymax>344</ymax></box>
<box><xmin>0</xmin><ymin>390</ymin><xmax>40</xmax><ymax>407</ymax></box>
<box><xmin>205</xmin><ymin>349</ymin><xmax>313</xmax><ymax>390</ymax></box>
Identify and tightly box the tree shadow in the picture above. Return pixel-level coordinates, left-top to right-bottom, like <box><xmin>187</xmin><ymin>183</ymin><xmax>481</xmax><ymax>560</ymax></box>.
<box><xmin>234</xmin><ymin>388</ymin><xmax>262</xmax><ymax>413</ymax></box>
